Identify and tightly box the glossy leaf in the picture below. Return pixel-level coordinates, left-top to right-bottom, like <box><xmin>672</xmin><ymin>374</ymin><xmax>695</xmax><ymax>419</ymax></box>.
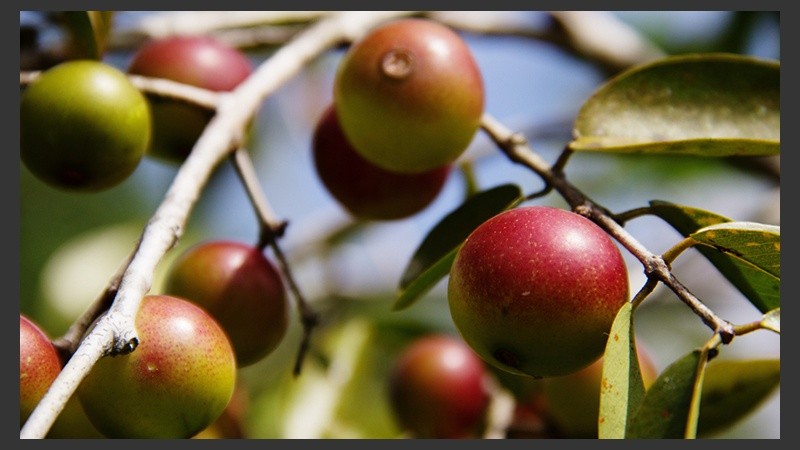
<box><xmin>570</xmin><ymin>53</ymin><xmax>779</xmax><ymax>156</ymax></box>
<box><xmin>697</xmin><ymin>359</ymin><xmax>780</xmax><ymax>437</ymax></box>
<box><xmin>598</xmin><ymin>302</ymin><xmax>647</xmax><ymax>439</ymax></box>
<box><xmin>690</xmin><ymin>221</ymin><xmax>780</xmax><ymax>279</ymax></box>
<box><xmin>393</xmin><ymin>184</ymin><xmax>523</xmax><ymax>311</ymax></box>
<box><xmin>761</xmin><ymin>308</ymin><xmax>780</xmax><ymax>334</ymax></box>
<box><xmin>61</xmin><ymin>11</ymin><xmax>115</xmax><ymax>60</ymax></box>
<box><xmin>627</xmin><ymin>350</ymin><xmax>704</xmax><ymax>438</ymax></box>
<box><xmin>650</xmin><ymin>200</ymin><xmax>779</xmax><ymax>313</ymax></box>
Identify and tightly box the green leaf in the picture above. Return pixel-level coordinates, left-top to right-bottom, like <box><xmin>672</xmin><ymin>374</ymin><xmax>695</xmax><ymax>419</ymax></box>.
<box><xmin>690</xmin><ymin>221</ymin><xmax>780</xmax><ymax>279</ymax></box>
<box><xmin>570</xmin><ymin>53</ymin><xmax>779</xmax><ymax>156</ymax></box>
<box><xmin>697</xmin><ymin>359</ymin><xmax>780</xmax><ymax>437</ymax></box>
<box><xmin>761</xmin><ymin>308</ymin><xmax>780</xmax><ymax>334</ymax></box>
<box><xmin>627</xmin><ymin>350</ymin><xmax>704</xmax><ymax>438</ymax></box>
<box><xmin>598</xmin><ymin>302</ymin><xmax>647</xmax><ymax>438</ymax></box>
<box><xmin>392</xmin><ymin>184</ymin><xmax>523</xmax><ymax>311</ymax></box>
<box><xmin>650</xmin><ymin>200</ymin><xmax>779</xmax><ymax>313</ymax></box>
<box><xmin>61</xmin><ymin>11</ymin><xmax>115</xmax><ymax>60</ymax></box>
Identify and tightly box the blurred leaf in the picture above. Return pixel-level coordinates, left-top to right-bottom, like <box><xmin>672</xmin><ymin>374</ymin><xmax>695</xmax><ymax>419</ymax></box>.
<box><xmin>598</xmin><ymin>302</ymin><xmax>647</xmax><ymax>438</ymax></box>
<box><xmin>761</xmin><ymin>308</ymin><xmax>780</xmax><ymax>334</ymax></box>
<box><xmin>697</xmin><ymin>359</ymin><xmax>780</xmax><ymax>437</ymax></box>
<box><xmin>690</xmin><ymin>221</ymin><xmax>780</xmax><ymax>279</ymax></box>
<box><xmin>649</xmin><ymin>200</ymin><xmax>779</xmax><ymax>313</ymax></box>
<box><xmin>61</xmin><ymin>11</ymin><xmax>115</xmax><ymax>60</ymax></box>
<box><xmin>627</xmin><ymin>350</ymin><xmax>704</xmax><ymax>438</ymax></box>
<box><xmin>570</xmin><ymin>53</ymin><xmax>779</xmax><ymax>156</ymax></box>
<box><xmin>393</xmin><ymin>184</ymin><xmax>523</xmax><ymax>311</ymax></box>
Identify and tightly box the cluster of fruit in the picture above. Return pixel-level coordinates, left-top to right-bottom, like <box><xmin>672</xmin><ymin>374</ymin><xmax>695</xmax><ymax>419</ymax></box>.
<box><xmin>21</xmin><ymin>18</ymin><xmax>633</xmax><ymax>439</ymax></box>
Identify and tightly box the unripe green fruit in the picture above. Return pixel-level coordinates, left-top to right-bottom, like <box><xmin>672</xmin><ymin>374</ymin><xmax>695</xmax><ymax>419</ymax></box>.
<box><xmin>334</xmin><ymin>18</ymin><xmax>484</xmax><ymax>173</ymax></box>
<box><xmin>312</xmin><ymin>104</ymin><xmax>452</xmax><ymax>220</ymax></box>
<box><xmin>20</xmin><ymin>315</ymin><xmax>61</xmax><ymax>427</ymax></box>
<box><xmin>127</xmin><ymin>36</ymin><xmax>253</xmax><ymax>163</ymax></box>
<box><xmin>542</xmin><ymin>345</ymin><xmax>658</xmax><ymax>438</ymax></box>
<box><xmin>388</xmin><ymin>334</ymin><xmax>491</xmax><ymax>438</ymax></box>
<box><xmin>448</xmin><ymin>206</ymin><xmax>629</xmax><ymax>378</ymax></box>
<box><xmin>20</xmin><ymin>60</ymin><xmax>151</xmax><ymax>192</ymax></box>
<box><xmin>77</xmin><ymin>295</ymin><xmax>237</xmax><ymax>438</ymax></box>
<box><xmin>162</xmin><ymin>240</ymin><xmax>289</xmax><ymax>367</ymax></box>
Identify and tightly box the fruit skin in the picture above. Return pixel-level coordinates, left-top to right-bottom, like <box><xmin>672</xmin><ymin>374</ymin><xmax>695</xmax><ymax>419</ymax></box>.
<box><xmin>388</xmin><ymin>334</ymin><xmax>491</xmax><ymax>439</ymax></box>
<box><xmin>20</xmin><ymin>315</ymin><xmax>61</xmax><ymax>427</ymax></box>
<box><xmin>162</xmin><ymin>240</ymin><xmax>289</xmax><ymax>367</ymax></box>
<box><xmin>334</xmin><ymin>18</ymin><xmax>484</xmax><ymax>174</ymax></box>
<box><xmin>447</xmin><ymin>206</ymin><xmax>629</xmax><ymax>378</ymax></box>
<box><xmin>312</xmin><ymin>104</ymin><xmax>452</xmax><ymax>220</ymax></box>
<box><xmin>542</xmin><ymin>344</ymin><xmax>659</xmax><ymax>438</ymax></box>
<box><xmin>77</xmin><ymin>294</ymin><xmax>237</xmax><ymax>438</ymax></box>
<box><xmin>20</xmin><ymin>60</ymin><xmax>151</xmax><ymax>192</ymax></box>
<box><xmin>127</xmin><ymin>35</ymin><xmax>253</xmax><ymax>163</ymax></box>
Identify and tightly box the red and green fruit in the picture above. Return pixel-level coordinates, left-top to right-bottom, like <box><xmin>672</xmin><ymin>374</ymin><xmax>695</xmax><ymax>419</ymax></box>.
<box><xmin>162</xmin><ymin>240</ymin><xmax>289</xmax><ymax>367</ymax></box>
<box><xmin>77</xmin><ymin>294</ymin><xmax>237</xmax><ymax>438</ymax></box>
<box><xmin>312</xmin><ymin>104</ymin><xmax>452</xmax><ymax>220</ymax></box>
<box><xmin>447</xmin><ymin>206</ymin><xmax>629</xmax><ymax>378</ymax></box>
<box><xmin>20</xmin><ymin>315</ymin><xmax>61</xmax><ymax>427</ymax></box>
<box><xmin>333</xmin><ymin>18</ymin><xmax>484</xmax><ymax>173</ymax></box>
<box><xmin>542</xmin><ymin>344</ymin><xmax>659</xmax><ymax>438</ymax></box>
<box><xmin>388</xmin><ymin>334</ymin><xmax>491</xmax><ymax>438</ymax></box>
<box><xmin>20</xmin><ymin>60</ymin><xmax>151</xmax><ymax>191</ymax></box>
<box><xmin>127</xmin><ymin>35</ymin><xmax>253</xmax><ymax>163</ymax></box>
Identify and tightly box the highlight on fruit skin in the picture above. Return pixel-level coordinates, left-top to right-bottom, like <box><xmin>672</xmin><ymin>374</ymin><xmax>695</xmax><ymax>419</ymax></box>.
<box><xmin>447</xmin><ymin>205</ymin><xmax>630</xmax><ymax>379</ymax></box>
<box><xmin>333</xmin><ymin>17</ymin><xmax>485</xmax><ymax>174</ymax></box>
<box><xmin>312</xmin><ymin>104</ymin><xmax>452</xmax><ymax>221</ymax></box>
<box><xmin>19</xmin><ymin>315</ymin><xmax>61</xmax><ymax>428</ymax></box>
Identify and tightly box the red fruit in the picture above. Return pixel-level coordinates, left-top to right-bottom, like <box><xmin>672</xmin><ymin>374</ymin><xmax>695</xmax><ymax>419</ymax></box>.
<box><xmin>20</xmin><ymin>315</ymin><xmax>61</xmax><ymax>427</ymax></box>
<box><xmin>334</xmin><ymin>18</ymin><xmax>484</xmax><ymax>173</ymax></box>
<box><xmin>312</xmin><ymin>104</ymin><xmax>451</xmax><ymax>220</ymax></box>
<box><xmin>388</xmin><ymin>334</ymin><xmax>491</xmax><ymax>438</ymax></box>
<box><xmin>77</xmin><ymin>295</ymin><xmax>237</xmax><ymax>438</ymax></box>
<box><xmin>448</xmin><ymin>206</ymin><xmax>629</xmax><ymax>378</ymax></box>
<box><xmin>162</xmin><ymin>240</ymin><xmax>289</xmax><ymax>367</ymax></box>
<box><xmin>127</xmin><ymin>35</ymin><xmax>253</xmax><ymax>162</ymax></box>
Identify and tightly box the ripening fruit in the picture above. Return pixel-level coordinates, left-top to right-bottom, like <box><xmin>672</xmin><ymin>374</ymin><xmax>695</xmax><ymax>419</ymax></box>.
<box><xmin>20</xmin><ymin>315</ymin><xmax>61</xmax><ymax>427</ymax></box>
<box><xmin>542</xmin><ymin>344</ymin><xmax>659</xmax><ymax>438</ymax></box>
<box><xmin>77</xmin><ymin>295</ymin><xmax>237</xmax><ymax>438</ymax></box>
<box><xmin>312</xmin><ymin>104</ymin><xmax>452</xmax><ymax>220</ymax></box>
<box><xmin>162</xmin><ymin>240</ymin><xmax>289</xmax><ymax>367</ymax></box>
<box><xmin>333</xmin><ymin>18</ymin><xmax>484</xmax><ymax>173</ymax></box>
<box><xmin>447</xmin><ymin>206</ymin><xmax>629</xmax><ymax>378</ymax></box>
<box><xmin>388</xmin><ymin>334</ymin><xmax>491</xmax><ymax>439</ymax></box>
<box><xmin>127</xmin><ymin>35</ymin><xmax>253</xmax><ymax>163</ymax></box>
<box><xmin>20</xmin><ymin>60</ymin><xmax>151</xmax><ymax>192</ymax></box>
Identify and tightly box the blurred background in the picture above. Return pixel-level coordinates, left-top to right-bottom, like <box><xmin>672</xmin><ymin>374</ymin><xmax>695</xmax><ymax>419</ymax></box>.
<box><xmin>19</xmin><ymin>11</ymin><xmax>780</xmax><ymax>438</ymax></box>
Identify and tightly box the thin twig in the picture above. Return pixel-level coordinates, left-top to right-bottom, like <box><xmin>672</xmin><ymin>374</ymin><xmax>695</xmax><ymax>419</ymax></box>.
<box><xmin>228</xmin><ymin>148</ymin><xmax>318</xmax><ymax>377</ymax></box>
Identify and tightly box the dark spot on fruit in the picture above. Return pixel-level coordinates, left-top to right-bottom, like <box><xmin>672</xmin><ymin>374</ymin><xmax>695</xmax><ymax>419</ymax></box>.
<box><xmin>493</xmin><ymin>347</ymin><xmax>520</xmax><ymax>370</ymax></box>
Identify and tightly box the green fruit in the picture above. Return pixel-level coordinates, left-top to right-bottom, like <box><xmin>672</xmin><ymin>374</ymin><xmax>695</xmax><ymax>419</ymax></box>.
<box><xmin>312</xmin><ymin>104</ymin><xmax>452</xmax><ymax>220</ymax></box>
<box><xmin>388</xmin><ymin>334</ymin><xmax>491</xmax><ymax>438</ymax></box>
<box><xmin>542</xmin><ymin>345</ymin><xmax>658</xmax><ymax>438</ymax></box>
<box><xmin>127</xmin><ymin>35</ymin><xmax>253</xmax><ymax>163</ymax></box>
<box><xmin>20</xmin><ymin>315</ymin><xmax>61</xmax><ymax>427</ymax></box>
<box><xmin>333</xmin><ymin>18</ymin><xmax>484</xmax><ymax>173</ymax></box>
<box><xmin>162</xmin><ymin>240</ymin><xmax>289</xmax><ymax>367</ymax></box>
<box><xmin>77</xmin><ymin>295</ymin><xmax>237</xmax><ymax>438</ymax></box>
<box><xmin>447</xmin><ymin>206</ymin><xmax>629</xmax><ymax>378</ymax></box>
<box><xmin>20</xmin><ymin>60</ymin><xmax>151</xmax><ymax>192</ymax></box>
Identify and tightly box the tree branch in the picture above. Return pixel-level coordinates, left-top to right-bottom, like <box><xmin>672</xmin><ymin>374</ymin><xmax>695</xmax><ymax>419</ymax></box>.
<box><xmin>20</xmin><ymin>10</ymin><xmax>415</xmax><ymax>439</ymax></box>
